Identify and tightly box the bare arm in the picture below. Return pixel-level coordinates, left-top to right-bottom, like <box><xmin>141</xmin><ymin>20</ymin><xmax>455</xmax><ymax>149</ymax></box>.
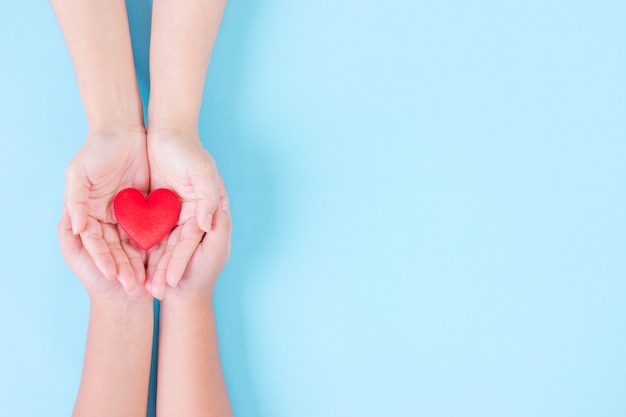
<box><xmin>145</xmin><ymin>0</ymin><xmax>228</xmax><ymax>298</ymax></box>
<box><xmin>74</xmin><ymin>299</ymin><xmax>153</xmax><ymax>417</ymax></box>
<box><xmin>50</xmin><ymin>0</ymin><xmax>143</xmax><ymax>130</ymax></box>
<box><xmin>150</xmin><ymin>185</ymin><xmax>233</xmax><ymax>416</ymax></box>
<box><xmin>148</xmin><ymin>0</ymin><xmax>227</xmax><ymax>134</ymax></box>
<box><xmin>51</xmin><ymin>0</ymin><xmax>149</xmax><ymax>289</ymax></box>
<box><xmin>58</xmin><ymin>213</ymin><xmax>153</xmax><ymax>417</ymax></box>
<box><xmin>158</xmin><ymin>296</ymin><xmax>232</xmax><ymax>416</ymax></box>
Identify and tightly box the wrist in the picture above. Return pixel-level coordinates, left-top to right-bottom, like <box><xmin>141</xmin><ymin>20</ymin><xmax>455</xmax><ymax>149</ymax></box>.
<box><xmin>146</xmin><ymin>120</ymin><xmax>199</xmax><ymax>141</ymax></box>
<box><xmin>147</xmin><ymin>91</ymin><xmax>200</xmax><ymax>137</ymax></box>
<box><xmin>90</xmin><ymin>293</ymin><xmax>154</xmax><ymax>317</ymax></box>
<box><xmin>160</xmin><ymin>291</ymin><xmax>214</xmax><ymax>313</ymax></box>
<box><xmin>88</xmin><ymin>297</ymin><xmax>154</xmax><ymax>336</ymax></box>
<box><xmin>86</xmin><ymin>124</ymin><xmax>147</xmax><ymax>139</ymax></box>
<box><xmin>85</xmin><ymin>91</ymin><xmax>145</xmax><ymax>133</ymax></box>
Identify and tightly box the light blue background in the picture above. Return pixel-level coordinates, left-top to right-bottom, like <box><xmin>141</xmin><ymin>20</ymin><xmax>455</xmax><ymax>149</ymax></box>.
<box><xmin>1</xmin><ymin>1</ymin><xmax>625</xmax><ymax>416</ymax></box>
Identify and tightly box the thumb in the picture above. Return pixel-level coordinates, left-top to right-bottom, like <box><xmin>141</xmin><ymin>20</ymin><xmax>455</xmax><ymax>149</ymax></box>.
<box><xmin>57</xmin><ymin>207</ymin><xmax>83</xmax><ymax>263</ymax></box>
<box><xmin>202</xmin><ymin>178</ymin><xmax>231</xmax><ymax>255</ymax></box>
<box><xmin>212</xmin><ymin>194</ymin><xmax>232</xmax><ymax>242</ymax></box>
<box><xmin>192</xmin><ymin>167</ymin><xmax>220</xmax><ymax>233</ymax></box>
<box><xmin>197</xmin><ymin>193</ymin><xmax>232</xmax><ymax>266</ymax></box>
<box><xmin>65</xmin><ymin>165</ymin><xmax>90</xmax><ymax>235</ymax></box>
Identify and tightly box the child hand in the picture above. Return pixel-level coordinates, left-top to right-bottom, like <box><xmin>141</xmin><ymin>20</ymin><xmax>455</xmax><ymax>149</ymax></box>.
<box><xmin>58</xmin><ymin>209</ymin><xmax>150</xmax><ymax>300</ymax></box>
<box><xmin>146</xmin><ymin>178</ymin><xmax>231</xmax><ymax>301</ymax></box>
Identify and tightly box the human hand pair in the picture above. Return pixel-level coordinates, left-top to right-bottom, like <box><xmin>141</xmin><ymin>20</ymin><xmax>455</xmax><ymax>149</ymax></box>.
<box><xmin>59</xmin><ymin>186</ymin><xmax>231</xmax><ymax>301</ymax></box>
<box><xmin>64</xmin><ymin>127</ymin><xmax>223</xmax><ymax>298</ymax></box>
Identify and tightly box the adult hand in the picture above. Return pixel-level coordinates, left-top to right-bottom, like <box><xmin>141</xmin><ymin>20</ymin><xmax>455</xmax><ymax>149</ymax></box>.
<box><xmin>64</xmin><ymin>128</ymin><xmax>149</xmax><ymax>291</ymax></box>
<box><xmin>145</xmin><ymin>129</ymin><xmax>221</xmax><ymax>299</ymax></box>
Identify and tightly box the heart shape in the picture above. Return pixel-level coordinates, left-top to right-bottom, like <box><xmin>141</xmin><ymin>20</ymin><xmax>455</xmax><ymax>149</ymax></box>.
<box><xmin>113</xmin><ymin>188</ymin><xmax>181</xmax><ymax>250</ymax></box>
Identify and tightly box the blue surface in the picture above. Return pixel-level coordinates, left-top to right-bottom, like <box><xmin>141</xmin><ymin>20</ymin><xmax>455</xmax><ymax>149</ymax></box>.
<box><xmin>1</xmin><ymin>1</ymin><xmax>625</xmax><ymax>416</ymax></box>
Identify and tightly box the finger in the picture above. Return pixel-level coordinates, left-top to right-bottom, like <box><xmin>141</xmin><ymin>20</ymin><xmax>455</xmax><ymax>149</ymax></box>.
<box><xmin>80</xmin><ymin>217</ymin><xmax>117</xmax><ymax>280</ymax></box>
<box><xmin>146</xmin><ymin>240</ymin><xmax>167</xmax><ymax>295</ymax></box>
<box><xmin>58</xmin><ymin>209</ymin><xmax>83</xmax><ymax>262</ymax></box>
<box><xmin>65</xmin><ymin>164</ymin><xmax>90</xmax><ymax>235</ymax></box>
<box><xmin>216</xmin><ymin>172</ymin><xmax>227</xmax><ymax>198</ymax></box>
<box><xmin>102</xmin><ymin>225</ymin><xmax>137</xmax><ymax>292</ymax></box>
<box><xmin>152</xmin><ymin>227</ymin><xmax>181</xmax><ymax>299</ymax></box>
<box><xmin>209</xmin><ymin>172</ymin><xmax>228</xmax><ymax>231</ymax></box>
<box><xmin>203</xmin><ymin>194</ymin><xmax>232</xmax><ymax>261</ymax></box>
<box><xmin>166</xmin><ymin>220</ymin><xmax>204</xmax><ymax>288</ymax></box>
<box><xmin>192</xmin><ymin>163</ymin><xmax>220</xmax><ymax>233</ymax></box>
<box><xmin>212</xmin><ymin>195</ymin><xmax>232</xmax><ymax>239</ymax></box>
<box><xmin>118</xmin><ymin>228</ymin><xmax>147</xmax><ymax>286</ymax></box>
<box><xmin>153</xmin><ymin>248</ymin><xmax>174</xmax><ymax>300</ymax></box>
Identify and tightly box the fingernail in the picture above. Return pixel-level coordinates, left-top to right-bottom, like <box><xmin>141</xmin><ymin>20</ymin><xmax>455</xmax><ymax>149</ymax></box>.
<box><xmin>125</xmin><ymin>277</ymin><xmax>137</xmax><ymax>293</ymax></box>
<box><xmin>166</xmin><ymin>272</ymin><xmax>177</xmax><ymax>288</ymax></box>
<box><xmin>71</xmin><ymin>217</ymin><xmax>78</xmax><ymax>235</ymax></box>
<box><xmin>205</xmin><ymin>214</ymin><xmax>213</xmax><ymax>230</ymax></box>
<box><xmin>221</xmin><ymin>198</ymin><xmax>229</xmax><ymax>211</ymax></box>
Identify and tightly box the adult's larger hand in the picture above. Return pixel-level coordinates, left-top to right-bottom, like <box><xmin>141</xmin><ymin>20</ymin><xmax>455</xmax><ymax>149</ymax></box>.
<box><xmin>145</xmin><ymin>129</ymin><xmax>220</xmax><ymax>299</ymax></box>
<box><xmin>52</xmin><ymin>0</ymin><xmax>148</xmax><ymax>291</ymax></box>
<box><xmin>65</xmin><ymin>128</ymin><xmax>149</xmax><ymax>291</ymax></box>
<box><xmin>144</xmin><ymin>0</ymin><xmax>227</xmax><ymax>299</ymax></box>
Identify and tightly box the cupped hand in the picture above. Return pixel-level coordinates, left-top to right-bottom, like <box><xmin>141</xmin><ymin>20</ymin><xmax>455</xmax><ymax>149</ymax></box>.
<box><xmin>64</xmin><ymin>128</ymin><xmax>149</xmax><ymax>291</ymax></box>
<box><xmin>145</xmin><ymin>129</ymin><xmax>221</xmax><ymax>299</ymax></box>
<box><xmin>146</xmin><ymin>192</ymin><xmax>231</xmax><ymax>300</ymax></box>
<box><xmin>58</xmin><ymin>209</ymin><xmax>149</xmax><ymax>300</ymax></box>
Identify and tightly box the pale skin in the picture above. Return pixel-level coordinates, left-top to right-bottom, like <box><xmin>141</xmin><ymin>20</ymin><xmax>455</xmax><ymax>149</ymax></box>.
<box><xmin>52</xmin><ymin>0</ymin><xmax>233</xmax><ymax>414</ymax></box>
<box><xmin>58</xmin><ymin>211</ymin><xmax>153</xmax><ymax>417</ymax></box>
<box><xmin>50</xmin><ymin>0</ymin><xmax>227</xmax><ymax>298</ymax></box>
<box><xmin>51</xmin><ymin>0</ymin><xmax>148</xmax><ymax>292</ymax></box>
<box><xmin>147</xmin><ymin>0</ymin><xmax>227</xmax><ymax>299</ymax></box>
<box><xmin>148</xmin><ymin>185</ymin><xmax>234</xmax><ymax>417</ymax></box>
<box><xmin>59</xmin><ymin>189</ymin><xmax>233</xmax><ymax>416</ymax></box>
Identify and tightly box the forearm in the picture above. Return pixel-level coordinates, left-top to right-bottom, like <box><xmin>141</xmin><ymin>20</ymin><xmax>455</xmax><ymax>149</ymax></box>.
<box><xmin>157</xmin><ymin>295</ymin><xmax>232</xmax><ymax>417</ymax></box>
<box><xmin>73</xmin><ymin>298</ymin><xmax>154</xmax><ymax>417</ymax></box>
<box><xmin>148</xmin><ymin>0</ymin><xmax>227</xmax><ymax>134</ymax></box>
<box><xmin>50</xmin><ymin>0</ymin><xmax>144</xmax><ymax>130</ymax></box>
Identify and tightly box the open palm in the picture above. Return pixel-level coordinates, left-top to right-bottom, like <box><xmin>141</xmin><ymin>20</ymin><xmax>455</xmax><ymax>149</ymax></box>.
<box><xmin>146</xmin><ymin>131</ymin><xmax>220</xmax><ymax>299</ymax></box>
<box><xmin>65</xmin><ymin>128</ymin><xmax>149</xmax><ymax>290</ymax></box>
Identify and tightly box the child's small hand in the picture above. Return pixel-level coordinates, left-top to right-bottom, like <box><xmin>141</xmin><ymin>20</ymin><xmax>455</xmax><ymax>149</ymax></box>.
<box><xmin>58</xmin><ymin>209</ymin><xmax>149</xmax><ymax>300</ymax></box>
<box><xmin>146</xmin><ymin>179</ymin><xmax>231</xmax><ymax>301</ymax></box>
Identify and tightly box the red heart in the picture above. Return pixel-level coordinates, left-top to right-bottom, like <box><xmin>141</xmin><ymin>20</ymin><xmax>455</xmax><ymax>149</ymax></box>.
<box><xmin>113</xmin><ymin>188</ymin><xmax>181</xmax><ymax>250</ymax></box>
